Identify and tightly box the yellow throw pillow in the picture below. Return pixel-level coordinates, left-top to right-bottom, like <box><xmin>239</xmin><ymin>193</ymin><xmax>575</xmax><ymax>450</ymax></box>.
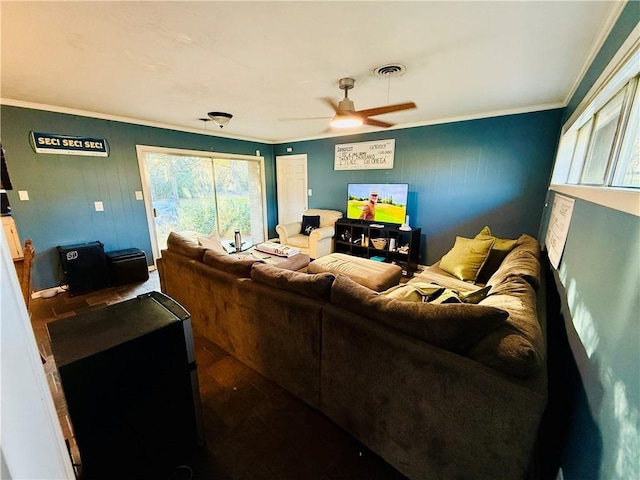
<box><xmin>440</xmin><ymin>236</ymin><xmax>495</xmax><ymax>283</ymax></box>
<box><xmin>474</xmin><ymin>226</ymin><xmax>518</xmax><ymax>283</ymax></box>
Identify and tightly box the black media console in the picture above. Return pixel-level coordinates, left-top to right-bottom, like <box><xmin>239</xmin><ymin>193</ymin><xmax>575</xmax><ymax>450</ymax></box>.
<box><xmin>334</xmin><ymin>219</ymin><xmax>421</xmax><ymax>276</ymax></box>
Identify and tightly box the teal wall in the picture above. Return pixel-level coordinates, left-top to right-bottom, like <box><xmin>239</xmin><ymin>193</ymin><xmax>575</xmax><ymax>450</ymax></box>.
<box><xmin>0</xmin><ymin>106</ymin><xmax>273</xmax><ymax>290</ymax></box>
<box><xmin>540</xmin><ymin>3</ymin><xmax>640</xmax><ymax>478</ymax></box>
<box><xmin>276</xmin><ymin>109</ymin><xmax>563</xmax><ymax>265</ymax></box>
<box><xmin>2</xmin><ymin>104</ymin><xmax>563</xmax><ymax>291</ymax></box>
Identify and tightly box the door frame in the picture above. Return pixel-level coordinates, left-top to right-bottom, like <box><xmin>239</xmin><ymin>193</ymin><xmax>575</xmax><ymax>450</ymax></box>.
<box><xmin>136</xmin><ymin>145</ymin><xmax>267</xmax><ymax>263</ymax></box>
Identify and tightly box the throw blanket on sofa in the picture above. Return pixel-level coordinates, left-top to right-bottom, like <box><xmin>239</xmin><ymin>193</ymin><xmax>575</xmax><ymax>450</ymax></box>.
<box><xmin>381</xmin><ymin>281</ymin><xmax>491</xmax><ymax>304</ymax></box>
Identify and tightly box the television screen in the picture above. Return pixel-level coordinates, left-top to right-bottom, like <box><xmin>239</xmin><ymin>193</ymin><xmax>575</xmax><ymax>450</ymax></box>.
<box><xmin>347</xmin><ymin>183</ymin><xmax>408</xmax><ymax>224</ymax></box>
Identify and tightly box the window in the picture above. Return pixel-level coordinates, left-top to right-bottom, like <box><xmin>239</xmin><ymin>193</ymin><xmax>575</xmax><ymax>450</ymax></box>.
<box><xmin>551</xmin><ymin>32</ymin><xmax>640</xmax><ymax>217</ymax></box>
<box><xmin>563</xmin><ymin>77</ymin><xmax>638</xmax><ymax>188</ymax></box>
<box><xmin>612</xmin><ymin>80</ymin><xmax>640</xmax><ymax>187</ymax></box>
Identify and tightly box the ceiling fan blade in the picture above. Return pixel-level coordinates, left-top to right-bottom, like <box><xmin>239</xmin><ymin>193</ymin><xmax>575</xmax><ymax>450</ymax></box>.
<box><xmin>355</xmin><ymin>101</ymin><xmax>417</xmax><ymax>117</ymax></box>
<box><xmin>322</xmin><ymin>97</ymin><xmax>341</xmax><ymax>113</ymax></box>
<box><xmin>279</xmin><ymin>116</ymin><xmax>332</xmax><ymax>121</ymax></box>
<box><xmin>363</xmin><ymin>117</ymin><xmax>394</xmax><ymax>128</ymax></box>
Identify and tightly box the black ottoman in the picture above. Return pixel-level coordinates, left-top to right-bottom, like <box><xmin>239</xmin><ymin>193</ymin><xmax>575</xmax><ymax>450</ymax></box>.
<box><xmin>105</xmin><ymin>248</ymin><xmax>149</xmax><ymax>286</ymax></box>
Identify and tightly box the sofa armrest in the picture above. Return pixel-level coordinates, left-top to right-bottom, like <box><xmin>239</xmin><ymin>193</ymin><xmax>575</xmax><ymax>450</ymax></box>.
<box><xmin>276</xmin><ymin>221</ymin><xmax>302</xmax><ymax>243</ymax></box>
<box><xmin>308</xmin><ymin>226</ymin><xmax>335</xmax><ymax>242</ymax></box>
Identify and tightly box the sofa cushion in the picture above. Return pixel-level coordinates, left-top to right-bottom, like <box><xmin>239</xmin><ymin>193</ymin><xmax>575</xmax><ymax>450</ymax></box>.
<box><xmin>301</xmin><ymin>215</ymin><xmax>321</xmax><ymax>235</ymax></box>
<box><xmin>474</xmin><ymin>226</ymin><xmax>518</xmax><ymax>284</ymax></box>
<box><xmin>514</xmin><ymin>233</ymin><xmax>541</xmax><ymax>260</ymax></box>
<box><xmin>331</xmin><ymin>275</ymin><xmax>508</xmax><ymax>352</ymax></box>
<box><xmin>309</xmin><ymin>253</ymin><xmax>402</xmax><ymax>292</ymax></box>
<box><xmin>251</xmin><ymin>262</ymin><xmax>334</xmax><ymax>301</ymax></box>
<box><xmin>439</xmin><ymin>236</ymin><xmax>495</xmax><ymax>283</ymax></box>
<box><xmin>167</xmin><ymin>231</ymin><xmax>206</xmax><ymax>261</ymax></box>
<box><xmin>203</xmin><ymin>250</ymin><xmax>261</xmax><ymax>278</ymax></box>
<box><xmin>469</xmin><ymin>276</ymin><xmax>544</xmax><ymax>378</ymax></box>
<box><xmin>488</xmin><ymin>242</ymin><xmax>541</xmax><ymax>291</ymax></box>
<box><xmin>198</xmin><ymin>231</ymin><xmax>228</xmax><ymax>255</ymax></box>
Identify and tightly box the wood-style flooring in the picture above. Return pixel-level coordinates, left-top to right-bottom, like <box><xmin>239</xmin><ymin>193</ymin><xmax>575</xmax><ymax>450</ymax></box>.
<box><xmin>30</xmin><ymin>271</ymin><xmax>407</xmax><ymax>480</ymax></box>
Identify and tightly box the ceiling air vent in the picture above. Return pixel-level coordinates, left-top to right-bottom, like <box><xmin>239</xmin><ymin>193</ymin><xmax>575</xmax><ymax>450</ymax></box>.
<box><xmin>373</xmin><ymin>64</ymin><xmax>406</xmax><ymax>77</ymax></box>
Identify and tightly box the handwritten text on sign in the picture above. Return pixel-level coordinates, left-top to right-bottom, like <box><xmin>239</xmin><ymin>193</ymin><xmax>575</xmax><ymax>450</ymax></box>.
<box><xmin>334</xmin><ymin>139</ymin><xmax>395</xmax><ymax>170</ymax></box>
<box><xmin>545</xmin><ymin>193</ymin><xmax>575</xmax><ymax>270</ymax></box>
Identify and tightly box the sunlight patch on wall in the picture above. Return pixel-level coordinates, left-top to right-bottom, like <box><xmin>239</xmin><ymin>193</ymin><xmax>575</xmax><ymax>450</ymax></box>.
<box><xmin>613</xmin><ymin>379</ymin><xmax>639</xmax><ymax>479</ymax></box>
<box><xmin>560</xmin><ymin>271</ymin><xmax>600</xmax><ymax>357</ymax></box>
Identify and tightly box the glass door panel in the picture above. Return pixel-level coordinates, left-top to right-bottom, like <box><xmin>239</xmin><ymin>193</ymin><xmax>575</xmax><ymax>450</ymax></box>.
<box><xmin>213</xmin><ymin>158</ymin><xmax>265</xmax><ymax>246</ymax></box>
<box><xmin>146</xmin><ymin>153</ymin><xmax>217</xmax><ymax>251</ymax></box>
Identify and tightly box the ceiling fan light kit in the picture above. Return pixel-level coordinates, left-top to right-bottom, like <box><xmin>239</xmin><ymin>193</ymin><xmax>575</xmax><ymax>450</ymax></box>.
<box><xmin>207</xmin><ymin>111</ymin><xmax>233</xmax><ymax>128</ymax></box>
<box><xmin>330</xmin><ymin>114</ymin><xmax>363</xmax><ymax>128</ymax></box>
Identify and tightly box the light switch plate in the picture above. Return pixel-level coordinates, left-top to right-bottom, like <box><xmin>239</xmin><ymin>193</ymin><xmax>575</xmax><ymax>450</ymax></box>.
<box><xmin>135</xmin><ymin>191</ymin><xmax>143</xmax><ymax>200</ymax></box>
<box><xmin>18</xmin><ymin>190</ymin><xmax>29</xmax><ymax>201</ymax></box>
<box><xmin>94</xmin><ymin>201</ymin><xmax>104</xmax><ymax>211</ymax></box>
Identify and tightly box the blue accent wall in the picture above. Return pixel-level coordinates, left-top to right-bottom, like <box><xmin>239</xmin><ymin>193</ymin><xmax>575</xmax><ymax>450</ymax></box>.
<box><xmin>2</xmin><ymin>105</ymin><xmax>563</xmax><ymax>291</ymax></box>
<box><xmin>275</xmin><ymin>110</ymin><xmax>563</xmax><ymax>265</ymax></box>
<box><xmin>0</xmin><ymin>106</ymin><xmax>273</xmax><ymax>290</ymax></box>
<box><xmin>540</xmin><ymin>4</ymin><xmax>640</xmax><ymax>478</ymax></box>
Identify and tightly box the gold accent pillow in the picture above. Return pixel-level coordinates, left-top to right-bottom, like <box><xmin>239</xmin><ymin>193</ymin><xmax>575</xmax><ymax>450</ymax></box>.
<box><xmin>439</xmin><ymin>236</ymin><xmax>495</xmax><ymax>283</ymax></box>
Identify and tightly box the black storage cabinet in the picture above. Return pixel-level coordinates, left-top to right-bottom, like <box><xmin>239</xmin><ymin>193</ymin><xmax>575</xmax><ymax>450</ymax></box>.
<box><xmin>47</xmin><ymin>291</ymin><xmax>204</xmax><ymax>479</ymax></box>
<box><xmin>106</xmin><ymin>248</ymin><xmax>149</xmax><ymax>286</ymax></box>
<box><xmin>57</xmin><ymin>241</ymin><xmax>109</xmax><ymax>296</ymax></box>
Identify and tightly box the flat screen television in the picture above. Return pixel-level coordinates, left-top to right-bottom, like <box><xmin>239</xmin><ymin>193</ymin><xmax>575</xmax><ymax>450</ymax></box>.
<box><xmin>347</xmin><ymin>183</ymin><xmax>408</xmax><ymax>224</ymax></box>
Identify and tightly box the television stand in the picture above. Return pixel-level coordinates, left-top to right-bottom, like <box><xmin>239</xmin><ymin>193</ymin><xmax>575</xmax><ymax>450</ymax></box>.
<box><xmin>334</xmin><ymin>219</ymin><xmax>421</xmax><ymax>276</ymax></box>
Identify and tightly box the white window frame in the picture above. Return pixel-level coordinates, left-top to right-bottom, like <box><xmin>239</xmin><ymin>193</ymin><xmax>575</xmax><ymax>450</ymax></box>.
<box><xmin>550</xmin><ymin>23</ymin><xmax>640</xmax><ymax>218</ymax></box>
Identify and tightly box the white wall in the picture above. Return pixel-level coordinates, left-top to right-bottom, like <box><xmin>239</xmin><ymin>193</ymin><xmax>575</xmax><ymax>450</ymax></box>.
<box><xmin>0</xmin><ymin>233</ymin><xmax>74</xmax><ymax>478</ymax></box>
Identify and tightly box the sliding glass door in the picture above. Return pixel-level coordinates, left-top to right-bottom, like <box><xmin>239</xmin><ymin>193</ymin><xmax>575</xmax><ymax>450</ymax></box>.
<box><xmin>137</xmin><ymin>146</ymin><xmax>266</xmax><ymax>261</ymax></box>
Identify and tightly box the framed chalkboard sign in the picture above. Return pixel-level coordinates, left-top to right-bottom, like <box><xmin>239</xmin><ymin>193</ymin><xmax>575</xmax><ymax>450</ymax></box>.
<box><xmin>334</xmin><ymin>139</ymin><xmax>395</xmax><ymax>170</ymax></box>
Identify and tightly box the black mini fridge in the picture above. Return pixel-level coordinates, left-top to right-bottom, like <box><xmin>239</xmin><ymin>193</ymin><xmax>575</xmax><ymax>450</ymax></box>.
<box><xmin>47</xmin><ymin>291</ymin><xmax>204</xmax><ymax>479</ymax></box>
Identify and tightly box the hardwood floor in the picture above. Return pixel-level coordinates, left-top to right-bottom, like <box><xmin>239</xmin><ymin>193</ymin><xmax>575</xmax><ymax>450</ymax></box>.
<box><xmin>30</xmin><ymin>271</ymin><xmax>407</xmax><ymax>480</ymax></box>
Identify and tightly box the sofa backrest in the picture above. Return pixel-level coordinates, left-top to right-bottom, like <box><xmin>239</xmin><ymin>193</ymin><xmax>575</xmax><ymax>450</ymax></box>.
<box><xmin>166</xmin><ymin>231</ymin><xmax>206</xmax><ymax>261</ymax></box>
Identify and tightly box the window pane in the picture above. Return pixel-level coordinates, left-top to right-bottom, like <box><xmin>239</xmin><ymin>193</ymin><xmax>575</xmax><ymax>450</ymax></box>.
<box><xmin>213</xmin><ymin>158</ymin><xmax>265</xmax><ymax>245</ymax></box>
<box><xmin>581</xmin><ymin>90</ymin><xmax>625</xmax><ymax>185</ymax></box>
<box><xmin>147</xmin><ymin>153</ymin><xmax>217</xmax><ymax>251</ymax></box>
<box><xmin>613</xmin><ymin>81</ymin><xmax>640</xmax><ymax>188</ymax></box>
<box><xmin>568</xmin><ymin>119</ymin><xmax>593</xmax><ymax>184</ymax></box>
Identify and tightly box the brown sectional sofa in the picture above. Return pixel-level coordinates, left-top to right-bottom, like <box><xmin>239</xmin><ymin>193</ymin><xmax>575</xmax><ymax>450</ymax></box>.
<box><xmin>157</xmin><ymin>231</ymin><xmax>547</xmax><ymax>480</ymax></box>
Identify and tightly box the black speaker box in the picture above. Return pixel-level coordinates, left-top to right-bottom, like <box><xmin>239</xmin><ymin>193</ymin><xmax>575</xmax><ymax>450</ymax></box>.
<box><xmin>57</xmin><ymin>241</ymin><xmax>109</xmax><ymax>295</ymax></box>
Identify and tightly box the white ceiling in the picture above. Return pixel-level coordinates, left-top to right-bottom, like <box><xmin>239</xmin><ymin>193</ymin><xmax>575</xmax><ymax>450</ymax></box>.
<box><xmin>0</xmin><ymin>1</ymin><xmax>622</xmax><ymax>143</ymax></box>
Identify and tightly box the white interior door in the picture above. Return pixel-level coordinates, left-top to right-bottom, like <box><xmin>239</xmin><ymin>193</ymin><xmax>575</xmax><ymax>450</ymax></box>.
<box><xmin>276</xmin><ymin>154</ymin><xmax>308</xmax><ymax>225</ymax></box>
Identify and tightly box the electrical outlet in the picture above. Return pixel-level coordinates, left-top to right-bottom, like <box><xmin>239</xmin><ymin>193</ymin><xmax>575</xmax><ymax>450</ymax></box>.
<box><xmin>94</xmin><ymin>201</ymin><xmax>104</xmax><ymax>211</ymax></box>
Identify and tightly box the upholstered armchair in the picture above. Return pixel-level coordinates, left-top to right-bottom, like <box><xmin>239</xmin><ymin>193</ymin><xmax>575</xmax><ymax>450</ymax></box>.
<box><xmin>275</xmin><ymin>209</ymin><xmax>343</xmax><ymax>259</ymax></box>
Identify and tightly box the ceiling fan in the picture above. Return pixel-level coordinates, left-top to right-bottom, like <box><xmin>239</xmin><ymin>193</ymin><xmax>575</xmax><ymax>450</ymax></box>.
<box><xmin>325</xmin><ymin>77</ymin><xmax>417</xmax><ymax>129</ymax></box>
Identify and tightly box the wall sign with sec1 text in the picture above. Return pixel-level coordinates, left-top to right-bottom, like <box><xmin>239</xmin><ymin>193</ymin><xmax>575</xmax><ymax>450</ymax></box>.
<box><xmin>30</xmin><ymin>132</ymin><xmax>109</xmax><ymax>157</ymax></box>
<box><xmin>334</xmin><ymin>139</ymin><xmax>395</xmax><ymax>170</ymax></box>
